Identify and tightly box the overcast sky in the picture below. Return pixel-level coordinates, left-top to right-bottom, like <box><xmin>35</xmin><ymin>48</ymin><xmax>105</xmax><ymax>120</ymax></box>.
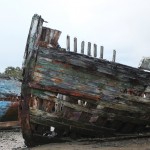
<box><xmin>0</xmin><ymin>0</ymin><xmax>150</xmax><ymax>72</ymax></box>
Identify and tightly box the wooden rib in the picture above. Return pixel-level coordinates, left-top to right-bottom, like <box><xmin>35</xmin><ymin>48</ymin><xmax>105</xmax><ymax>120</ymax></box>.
<box><xmin>100</xmin><ymin>46</ymin><xmax>104</xmax><ymax>59</ymax></box>
<box><xmin>87</xmin><ymin>42</ymin><xmax>91</xmax><ymax>56</ymax></box>
<box><xmin>74</xmin><ymin>37</ymin><xmax>77</xmax><ymax>53</ymax></box>
<box><xmin>81</xmin><ymin>41</ymin><xmax>85</xmax><ymax>54</ymax></box>
<box><xmin>112</xmin><ymin>50</ymin><xmax>116</xmax><ymax>62</ymax></box>
<box><xmin>66</xmin><ymin>35</ymin><xmax>70</xmax><ymax>51</ymax></box>
<box><xmin>94</xmin><ymin>44</ymin><xmax>97</xmax><ymax>57</ymax></box>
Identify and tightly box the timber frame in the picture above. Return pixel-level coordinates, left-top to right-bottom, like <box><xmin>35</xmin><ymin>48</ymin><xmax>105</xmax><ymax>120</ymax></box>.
<box><xmin>19</xmin><ymin>14</ymin><xmax>150</xmax><ymax>147</ymax></box>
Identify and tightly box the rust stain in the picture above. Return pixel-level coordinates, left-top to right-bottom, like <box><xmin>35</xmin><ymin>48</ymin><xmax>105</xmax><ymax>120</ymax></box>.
<box><xmin>37</xmin><ymin>41</ymin><xmax>50</xmax><ymax>48</ymax></box>
<box><xmin>43</xmin><ymin>100</ymin><xmax>55</xmax><ymax>112</ymax></box>
<box><xmin>35</xmin><ymin>65</ymin><xmax>43</xmax><ymax>69</ymax></box>
<box><xmin>53</xmin><ymin>60</ymin><xmax>72</xmax><ymax>69</ymax></box>
<box><xmin>29</xmin><ymin>82</ymin><xmax>101</xmax><ymax>101</ymax></box>
<box><xmin>51</xmin><ymin>78</ymin><xmax>63</xmax><ymax>84</ymax></box>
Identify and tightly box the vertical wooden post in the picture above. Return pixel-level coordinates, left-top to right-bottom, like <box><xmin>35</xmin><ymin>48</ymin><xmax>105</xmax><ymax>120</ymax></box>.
<box><xmin>112</xmin><ymin>50</ymin><xmax>116</xmax><ymax>62</ymax></box>
<box><xmin>87</xmin><ymin>42</ymin><xmax>91</xmax><ymax>56</ymax></box>
<box><xmin>74</xmin><ymin>37</ymin><xmax>77</xmax><ymax>53</ymax></box>
<box><xmin>94</xmin><ymin>44</ymin><xmax>97</xmax><ymax>57</ymax></box>
<box><xmin>66</xmin><ymin>35</ymin><xmax>70</xmax><ymax>51</ymax></box>
<box><xmin>81</xmin><ymin>41</ymin><xmax>85</xmax><ymax>54</ymax></box>
<box><xmin>100</xmin><ymin>46</ymin><xmax>104</xmax><ymax>59</ymax></box>
<box><xmin>45</xmin><ymin>28</ymin><xmax>50</xmax><ymax>43</ymax></box>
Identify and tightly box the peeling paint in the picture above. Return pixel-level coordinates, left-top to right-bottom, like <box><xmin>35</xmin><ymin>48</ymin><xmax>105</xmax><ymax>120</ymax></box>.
<box><xmin>19</xmin><ymin>14</ymin><xmax>150</xmax><ymax>147</ymax></box>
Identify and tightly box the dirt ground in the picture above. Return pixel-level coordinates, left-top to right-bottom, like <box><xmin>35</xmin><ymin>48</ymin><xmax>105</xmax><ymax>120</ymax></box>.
<box><xmin>1</xmin><ymin>130</ymin><xmax>150</xmax><ymax>150</ymax></box>
<box><xmin>0</xmin><ymin>130</ymin><xmax>25</xmax><ymax>150</ymax></box>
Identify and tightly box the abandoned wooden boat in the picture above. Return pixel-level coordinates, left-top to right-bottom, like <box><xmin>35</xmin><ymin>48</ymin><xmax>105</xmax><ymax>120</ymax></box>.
<box><xmin>19</xmin><ymin>14</ymin><xmax>150</xmax><ymax>146</ymax></box>
<box><xmin>0</xmin><ymin>76</ymin><xmax>21</xmax><ymax>128</ymax></box>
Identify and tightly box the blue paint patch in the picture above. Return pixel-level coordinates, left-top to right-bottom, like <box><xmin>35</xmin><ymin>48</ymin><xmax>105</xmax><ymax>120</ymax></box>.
<box><xmin>0</xmin><ymin>101</ymin><xmax>11</xmax><ymax>119</ymax></box>
<box><xmin>0</xmin><ymin>79</ymin><xmax>21</xmax><ymax>98</ymax></box>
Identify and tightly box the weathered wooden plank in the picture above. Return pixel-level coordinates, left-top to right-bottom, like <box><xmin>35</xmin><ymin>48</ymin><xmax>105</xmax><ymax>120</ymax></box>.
<box><xmin>30</xmin><ymin>108</ymin><xmax>115</xmax><ymax>135</ymax></box>
<box><xmin>29</xmin><ymin>107</ymin><xmax>149</xmax><ymax>137</ymax></box>
<box><xmin>81</xmin><ymin>41</ymin><xmax>85</xmax><ymax>54</ymax></box>
<box><xmin>74</xmin><ymin>37</ymin><xmax>77</xmax><ymax>53</ymax></box>
<box><xmin>24</xmin><ymin>14</ymin><xmax>43</xmax><ymax>59</ymax></box>
<box><xmin>33</xmin><ymin>70</ymin><xmax>103</xmax><ymax>95</ymax></box>
<box><xmin>0</xmin><ymin>121</ymin><xmax>19</xmax><ymax>129</ymax></box>
<box><xmin>94</xmin><ymin>44</ymin><xmax>97</xmax><ymax>57</ymax></box>
<box><xmin>31</xmin><ymin>89</ymin><xmax>150</xmax><ymax>107</ymax></box>
<box><xmin>87</xmin><ymin>42</ymin><xmax>91</xmax><ymax>56</ymax></box>
<box><xmin>97</xmin><ymin>100</ymin><xmax>149</xmax><ymax>114</ymax></box>
<box><xmin>32</xmin><ymin>68</ymin><xmax>145</xmax><ymax>103</ymax></box>
<box><xmin>112</xmin><ymin>50</ymin><xmax>116</xmax><ymax>62</ymax></box>
<box><xmin>35</xmin><ymin>55</ymin><xmax>143</xmax><ymax>93</ymax></box>
<box><xmin>38</xmin><ymin>48</ymin><xmax>150</xmax><ymax>86</ymax></box>
<box><xmin>29</xmin><ymin>83</ymin><xmax>101</xmax><ymax>101</ymax></box>
<box><xmin>30</xmin><ymin>89</ymin><xmax>150</xmax><ymax>125</ymax></box>
<box><xmin>51</xmin><ymin>29</ymin><xmax>61</xmax><ymax>46</ymax></box>
<box><xmin>33</xmin><ymin>50</ymin><xmax>149</xmax><ymax>99</ymax></box>
<box><xmin>66</xmin><ymin>35</ymin><xmax>70</xmax><ymax>51</ymax></box>
<box><xmin>28</xmin><ymin>50</ymin><xmax>150</xmax><ymax>125</ymax></box>
<box><xmin>100</xmin><ymin>46</ymin><xmax>104</xmax><ymax>59</ymax></box>
<box><xmin>45</xmin><ymin>28</ymin><xmax>50</xmax><ymax>43</ymax></box>
<box><xmin>39</xmin><ymin>27</ymin><xmax>61</xmax><ymax>48</ymax></box>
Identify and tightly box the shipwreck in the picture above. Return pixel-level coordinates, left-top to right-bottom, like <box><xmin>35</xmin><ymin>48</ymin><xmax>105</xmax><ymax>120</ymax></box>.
<box><xmin>19</xmin><ymin>14</ymin><xmax>150</xmax><ymax>146</ymax></box>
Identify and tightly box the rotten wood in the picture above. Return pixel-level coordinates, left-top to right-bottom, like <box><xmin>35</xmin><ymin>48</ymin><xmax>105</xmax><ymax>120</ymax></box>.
<box><xmin>81</xmin><ymin>41</ymin><xmax>85</xmax><ymax>54</ymax></box>
<box><xmin>66</xmin><ymin>35</ymin><xmax>70</xmax><ymax>51</ymax></box>
<box><xmin>112</xmin><ymin>50</ymin><xmax>116</xmax><ymax>62</ymax></box>
<box><xmin>34</xmin><ymin>48</ymin><xmax>150</xmax><ymax>94</ymax></box>
<box><xmin>30</xmin><ymin>89</ymin><xmax>150</xmax><ymax>125</ymax></box>
<box><xmin>74</xmin><ymin>37</ymin><xmax>77</xmax><ymax>53</ymax></box>
<box><xmin>87</xmin><ymin>42</ymin><xmax>91</xmax><ymax>56</ymax></box>
<box><xmin>100</xmin><ymin>46</ymin><xmax>104</xmax><ymax>59</ymax></box>
<box><xmin>94</xmin><ymin>44</ymin><xmax>97</xmax><ymax>57</ymax></box>
<box><xmin>20</xmin><ymin>14</ymin><xmax>150</xmax><ymax>146</ymax></box>
<box><xmin>30</xmin><ymin>108</ymin><xmax>115</xmax><ymax>136</ymax></box>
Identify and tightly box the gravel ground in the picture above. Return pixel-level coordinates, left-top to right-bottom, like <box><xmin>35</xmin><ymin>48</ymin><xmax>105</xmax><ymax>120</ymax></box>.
<box><xmin>0</xmin><ymin>130</ymin><xmax>26</xmax><ymax>150</ymax></box>
<box><xmin>31</xmin><ymin>138</ymin><xmax>150</xmax><ymax>150</ymax></box>
<box><xmin>1</xmin><ymin>130</ymin><xmax>150</xmax><ymax>150</ymax></box>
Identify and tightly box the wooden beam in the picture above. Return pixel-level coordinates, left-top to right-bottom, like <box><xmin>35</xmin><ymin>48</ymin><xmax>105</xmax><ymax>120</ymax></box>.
<box><xmin>81</xmin><ymin>41</ymin><xmax>85</xmax><ymax>54</ymax></box>
<box><xmin>30</xmin><ymin>108</ymin><xmax>115</xmax><ymax>135</ymax></box>
<box><xmin>87</xmin><ymin>42</ymin><xmax>91</xmax><ymax>56</ymax></box>
<box><xmin>30</xmin><ymin>89</ymin><xmax>150</xmax><ymax>125</ymax></box>
<box><xmin>94</xmin><ymin>44</ymin><xmax>97</xmax><ymax>57</ymax></box>
<box><xmin>74</xmin><ymin>37</ymin><xmax>77</xmax><ymax>53</ymax></box>
<box><xmin>0</xmin><ymin>121</ymin><xmax>20</xmax><ymax>129</ymax></box>
<box><xmin>66</xmin><ymin>35</ymin><xmax>70</xmax><ymax>51</ymax></box>
<box><xmin>32</xmin><ymin>48</ymin><xmax>150</xmax><ymax>107</ymax></box>
<box><xmin>112</xmin><ymin>50</ymin><xmax>116</xmax><ymax>62</ymax></box>
<box><xmin>100</xmin><ymin>46</ymin><xmax>104</xmax><ymax>59</ymax></box>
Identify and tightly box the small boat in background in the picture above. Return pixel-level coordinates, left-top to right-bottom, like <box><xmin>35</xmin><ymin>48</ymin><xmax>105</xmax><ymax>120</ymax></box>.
<box><xmin>0</xmin><ymin>76</ymin><xmax>21</xmax><ymax>128</ymax></box>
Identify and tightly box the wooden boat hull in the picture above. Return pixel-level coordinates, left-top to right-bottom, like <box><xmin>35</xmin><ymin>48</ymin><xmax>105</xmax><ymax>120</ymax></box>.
<box><xmin>19</xmin><ymin>14</ymin><xmax>150</xmax><ymax>147</ymax></box>
<box><xmin>0</xmin><ymin>77</ymin><xmax>21</xmax><ymax>124</ymax></box>
<box><xmin>0</xmin><ymin>101</ymin><xmax>18</xmax><ymax>122</ymax></box>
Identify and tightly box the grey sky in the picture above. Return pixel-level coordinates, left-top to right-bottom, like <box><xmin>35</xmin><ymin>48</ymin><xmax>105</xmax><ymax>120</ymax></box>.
<box><xmin>0</xmin><ymin>0</ymin><xmax>150</xmax><ymax>72</ymax></box>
